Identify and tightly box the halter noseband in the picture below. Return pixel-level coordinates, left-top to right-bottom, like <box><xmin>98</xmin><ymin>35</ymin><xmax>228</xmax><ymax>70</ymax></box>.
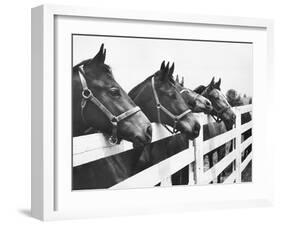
<box><xmin>151</xmin><ymin>77</ymin><xmax>191</xmax><ymax>134</ymax></box>
<box><xmin>210</xmin><ymin>102</ymin><xmax>231</xmax><ymax>123</ymax></box>
<box><xmin>78</xmin><ymin>66</ymin><xmax>141</xmax><ymax>144</ymax></box>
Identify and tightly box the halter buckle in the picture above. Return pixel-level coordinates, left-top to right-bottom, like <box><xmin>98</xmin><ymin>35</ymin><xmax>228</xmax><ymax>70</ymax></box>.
<box><xmin>108</xmin><ymin>135</ymin><xmax>118</xmax><ymax>145</ymax></box>
<box><xmin>82</xmin><ymin>88</ymin><xmax>92</xmax><ymax>99</ymax></box>
<box><xmin>111</xmin><ymin>117</ymin><xmax>118</xmax><ymax>126</ymax></box>
<box><xmin>109</xmin><ymin>119</ymin><xmax>118</xmax><ymax>145</ymax></box>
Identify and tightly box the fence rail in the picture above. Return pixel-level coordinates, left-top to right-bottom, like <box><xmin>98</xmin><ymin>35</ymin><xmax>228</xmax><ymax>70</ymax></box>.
<box><xmin>73</xmin><ymin>104</ymin><xmax>253</xmax><ymax>188</ymax></box>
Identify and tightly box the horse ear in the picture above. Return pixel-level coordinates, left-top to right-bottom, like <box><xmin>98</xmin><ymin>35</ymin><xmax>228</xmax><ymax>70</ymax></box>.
<box><xmin>165</xmin><ymin>62</ymin><xmax>170</xmax><ymax>72</ymax></box>
<box><xmin>160</xmin><ymin>61</ymin><xmax>166</xmax><ymax>70</ymax></box>
<box><xmin>168</xmin><ymin>62</ymin><xmax>174</xmax><ymax>77</ymax></box>
<box><xmin>180</xmin><ymin>76</ymin><xmax>184</xmax><ymax>87</ymax></box>
<box><xmin>159</xmin><ymin>61</ymin><xmax>170</xmax><ymax>81</ymax></box>
<box><xmin>175</xmin><ymin>74</ymin><xmax>179</xmax><ymax>83</ymax></box>
<box><xmin>102</xmin><ymin>49</ymin><xmax>106</xmax><ymax>62</ymax></box>
<box><xmin>92</xmin><ymin>43</ymin><xmax>106</xmax><ymax>64</ymax></box>
<box><xmin>215</xmin><ymin>78</ymin><xmax>221</xmax><ymax>89</ymax></box>
<box><xmin>209</xmin><ymin>77</ymin><xmax>215</xmax><ymax>87</ymax></box>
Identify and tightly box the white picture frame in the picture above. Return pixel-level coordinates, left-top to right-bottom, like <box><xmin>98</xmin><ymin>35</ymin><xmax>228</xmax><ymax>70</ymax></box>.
<box><xmin>31</xmin><ymin>4</ymin><xmax>274</xmax><ymax>221</ymax></box>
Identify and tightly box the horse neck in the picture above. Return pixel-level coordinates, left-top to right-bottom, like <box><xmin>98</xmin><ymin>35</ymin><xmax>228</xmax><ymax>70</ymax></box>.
<box><xmin>203</xmin><ymin>115</ymin><xmax>227</xmax><ymax>140</ymax></box>
<box><xmin>129</xmin><ymin>78</ymin><xmax>158</xmax><ymax>123</ymax></box>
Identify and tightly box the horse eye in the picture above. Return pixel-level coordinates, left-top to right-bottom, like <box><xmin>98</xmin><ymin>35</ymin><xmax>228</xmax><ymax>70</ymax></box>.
<box><xmin>189</xmin><ymin>101</ymin><xmax>196</xmax><ymax>108</ymax></box>
<box><xmin>211</xmin><ymin>94</ymin><xmax>219</xmax><ymax>100</ymax></box>
<box><xmin>109</xmin><ymin>88</ymin><xmax>121</xmax><ymax>97</ymax></box>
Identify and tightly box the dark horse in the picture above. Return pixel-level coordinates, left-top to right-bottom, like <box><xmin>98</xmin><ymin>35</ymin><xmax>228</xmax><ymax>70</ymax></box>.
<box><xmin>143</xmin><ymin>77</ymin><xmax>235</xmax><ymax>185</ymax></box>
<box><xmin>129</xmin><ymin>62</ymin><xmax>201</xmax><ymax>182</ymax></box>
<box><xmin>171</xmin><ymin>75</ymin><xmax>213</xmax><ymax>185</ymax></box>
<box><xmin>72</xmin><ymin>44</ymin><xmax>152</xmax><ymax>189</ymax></box>
<box><xmin>174</xmin><ymin>75</ymin><xmax>213</xmax><ymax>114</ymax></box>
<box><xmin>194</xmin><ymin>77</ymin><xmax>236</xmax><ymax>183</ymax></box>
<box><xmin>129</xmin><ymin>61</ymin><xmax>201</xmax><ymax>138</ymax></box>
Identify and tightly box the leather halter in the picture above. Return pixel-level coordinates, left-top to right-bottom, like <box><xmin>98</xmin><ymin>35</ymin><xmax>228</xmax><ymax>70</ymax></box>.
<box><xmin>78</xmin><ymin>66</ymin><xmax>141</xmax><ymax>144</ymax></box>
<box><xmin>210</xmin><ymin>101</ymin><xmax>231</xmax><ymax>123</ymax></box>
<box><xmin>151</xmin><ymin>76</ymin><xmax>191</xmax><ymax>134</ymax></box>
<box><xmin>201</xmin><ymin>87</ymin><xmax>231</xmax><ymax>123</ymax></box>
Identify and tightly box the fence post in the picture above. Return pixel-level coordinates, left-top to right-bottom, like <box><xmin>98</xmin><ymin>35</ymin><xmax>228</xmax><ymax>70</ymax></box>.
<box><xmin>194</xmin><ymin>115</ymin><xmax>204</xmax><ymax>185</ymax></box>
<box><xmin>235</xmin><ymin>108</ymin><xmax>242</xmax><ymax>183</ymax></box>
<box><xmin>160</xmin><ymin>177</ymin><xmax>172</xmax><ymax>187</ymax></box>
<box><xmin>187</xmin><ymin>139</ymin><xmax>195</xmax><ymax>185</ymax></box>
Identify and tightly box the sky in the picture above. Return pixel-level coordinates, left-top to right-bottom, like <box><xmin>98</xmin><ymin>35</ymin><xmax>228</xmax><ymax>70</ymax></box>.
<box><xmin>73</xmin><ymin>35</ymin><xmax>253</xmax><ymax>97</ymax></box>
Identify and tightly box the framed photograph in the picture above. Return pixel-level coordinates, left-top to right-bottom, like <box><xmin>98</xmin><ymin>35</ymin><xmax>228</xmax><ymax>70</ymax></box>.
<box><xmin>31</xmin><ymin>4</ymin><xmax>274</xmax><ymax>220</ymax></box>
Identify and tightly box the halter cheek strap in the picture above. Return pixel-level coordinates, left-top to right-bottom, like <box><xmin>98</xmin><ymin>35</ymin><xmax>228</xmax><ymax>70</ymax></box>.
<box><xmin>211</xmin><ymin>104</ymin><xmax>231</xmax><ymax>123</ymax></box>
<box><xmin>179</xmin><ymin>88</ymin><xmax>200</xmax><ymax>108</ymax></box>
<box><xmin>179</xmin><ymin>89</ymin><xmax>187</xmax><ymax>94</ymax></box>
<box><xmin>151</xmin><ymin>77</ymin><xmax>191</xmax><ymax>134</ymax></box>
<box><xmin>200</xmin><ymin>87</ymin><xmax>231</xmax><ymax>123</ymax></box>
<box><xmin>78</xmin><ymin>66</ymin><xmax>141</xmax><ymax>144</ymax></box>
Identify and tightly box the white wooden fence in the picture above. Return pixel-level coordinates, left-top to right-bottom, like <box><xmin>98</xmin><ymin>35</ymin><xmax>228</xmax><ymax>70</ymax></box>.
<box><xmin>73</xmin><ymin>105</ymin><xmax>253</xmax><ymax>189</ymax></box>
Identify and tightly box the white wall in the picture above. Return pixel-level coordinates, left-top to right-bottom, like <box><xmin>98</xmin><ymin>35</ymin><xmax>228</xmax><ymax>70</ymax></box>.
<box><xmin>73</xmin><ymin>35</ymin><xmax>253</xmax><ymax>96</ymax></box>
<box><xmin>0</xmin><ymin>0</ymin><xmax>280</xmax><ymax>225</ymax></box>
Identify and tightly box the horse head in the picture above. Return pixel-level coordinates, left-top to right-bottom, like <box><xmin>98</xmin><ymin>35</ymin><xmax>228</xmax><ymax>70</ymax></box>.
<box><xmin>129</xmin><ymin>61</ymin><xmax>200</xmax><ymax>139</ymax></box>
<box><xmin>72</xmin><ymin>44</ymin><xmax>152</xmax><ymax>148</ymax></box>
<box><xmin>194</xmin><ymin>77</ymin><xmax>236</xmax><ymax>127</ymax></box>
<box><xmin>174</xmin><ymin>75</ymin><xmax>213</xmax><ymax>114</ymax></box>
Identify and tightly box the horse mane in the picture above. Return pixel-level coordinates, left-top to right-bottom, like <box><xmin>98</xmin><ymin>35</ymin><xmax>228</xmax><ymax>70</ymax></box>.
<box><xmin>129</xmin><ymin>74</ymin><xmax>155</xmax><ymax>100</ymax></box>
<box><xmin>129</xmin><ymin>70</ymin><xmax>176</xmax><ymax>100</ymax></box>
<box><xmin>193</xmin><ymin>85</ymin><xmax>206</xmax><ymax>94</ymax></box>
<box><xmin>73</xmin><ymin>59</ymin><xmax>92</xmax><ymax>69</ymax></box>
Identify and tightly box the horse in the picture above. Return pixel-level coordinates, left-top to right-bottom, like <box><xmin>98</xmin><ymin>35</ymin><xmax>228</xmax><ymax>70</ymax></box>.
<box><xmin>174</xmin><ymin>75</ymin><xmax>213</xmax><ymax>114</ymax></box>
<box><xmin>129</xmin><ymin>61</ymin><xmax>201</xmax><ymax>137</ymax></box>
<box><xmin>226</xmin><ymin>89</ymin><xmax>252</xmax><ymax>107</ymax></box>
<box><xmin>72</xmin><ymin>44</ymin><xmax>153</xmax><ymax>189</ymax></box>
<box><xmin>129</xmin><ymin>61</ymin><xmax>201</xmax><ymax>184</ymax></box>
<box><xmin>136</xmin><ymin>76</ymin><xmax>236</xmax><ymax>185</ymax></box>
<box><xmin>171</xmin><ymin>75</ymin><xmax>213</xmax><ymax>185</ymax></box>
<box><xmin>193</xmin><ymin>77</ymin><xmax>236</xmax><ymax>183</ymax></box>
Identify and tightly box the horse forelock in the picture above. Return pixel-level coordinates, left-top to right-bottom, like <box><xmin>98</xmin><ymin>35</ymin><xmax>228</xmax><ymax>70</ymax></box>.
<box><xmin>194</xmin><ymin>85</ymin><xmax>206</xmax><ymax>94</ymax></box>
<box><xmin>168</xmin><ymin>75</ymin><xmax>175</xmax><ymax>84</ymax></box>
<box><xmin>155</xmin><ymin>69</ymin><xmax>175</xmax><ymax>84</ymax></box>
<box><xmin>74</xmin><ymin>59</ymin><xmax>114</xmax><ymax>78</ymax></box>
<box><xmin>129</xmin><ymin>70</ymin><xmax>177</xmax><ymax>102</ymax></box>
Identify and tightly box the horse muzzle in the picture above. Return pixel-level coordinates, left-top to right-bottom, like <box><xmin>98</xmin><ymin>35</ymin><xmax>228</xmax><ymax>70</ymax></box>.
<box><xmin>131</xmin><ymin>124</ymin><xmax>152</xmax><ymax>148</ymax></box>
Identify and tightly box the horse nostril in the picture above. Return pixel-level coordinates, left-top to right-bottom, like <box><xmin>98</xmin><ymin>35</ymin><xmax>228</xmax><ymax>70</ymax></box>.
<box><xmin>206</xmin><ymin>101</ymin><xmax>211</xmax><ymax>107</ymax></box>
<box><xmin>193</xmin><ymin>123</ymin><xmax>201</xmax><ymax>135</ymax></box>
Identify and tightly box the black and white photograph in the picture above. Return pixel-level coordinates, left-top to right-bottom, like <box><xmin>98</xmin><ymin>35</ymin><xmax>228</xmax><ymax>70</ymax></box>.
<box><xmin>28</xmin><ymin>2</ymin><xmax>279</xmax><ymax>222</ymax></box>
<box><xmin>72</xmin><ymin>34</ymin><xmax>253</xmax><ymax>190</ymax></box>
